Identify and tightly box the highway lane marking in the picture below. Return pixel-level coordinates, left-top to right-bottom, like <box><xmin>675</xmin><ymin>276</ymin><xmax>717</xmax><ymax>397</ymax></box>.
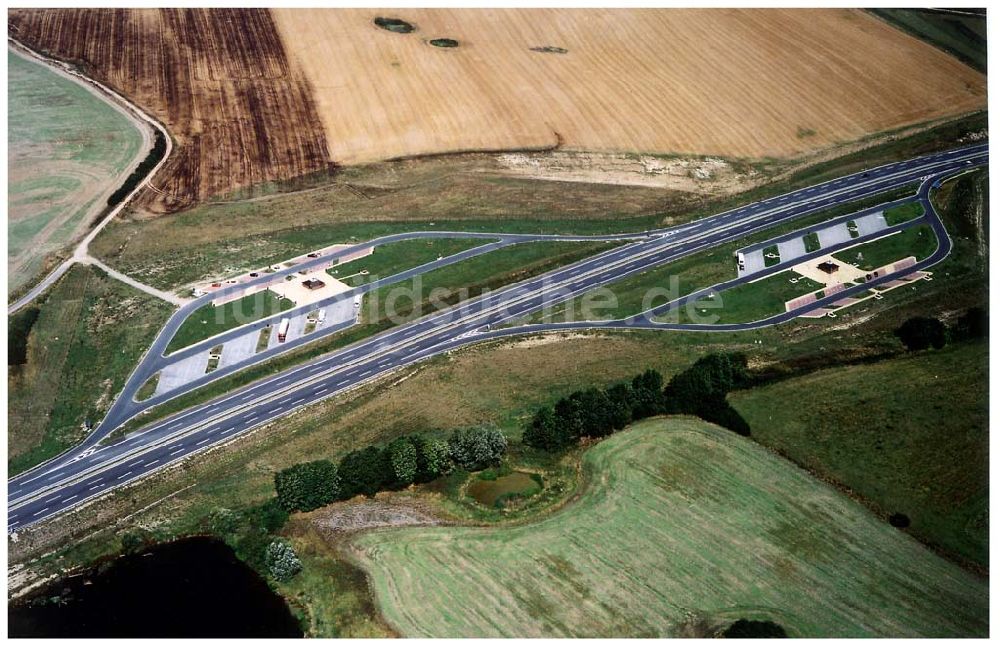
<box><xmin>207</xmin><ymin>405</ymin><xmax>220</xmax><ymax>413</ymax></box>
<box><xmin>62</xmin><ymin>495</ymin><xmax>78</xmax><ymax>504</ymax></box>
<box><xmin>196</xmin><ymin>438</ymin><xmax>211</xmax><ymax>447</ymax></box>
<box><xmin>167</xmin><ymin>422</ymin><xmax>184</xmax><ymax>431</ymax></box>
<box><xmin>144</xmin><ymin>460</ymin><xmax>159</xmax><ymax>468</ymax></box>
<box><xmin>292</xmin><ymin>398</ymin><xmax>306</xmax><ymax>405</ymax></box>
<box><xmin>316</xmin><ymin>388</ymin><xmax>328</xmax><ymax>395</ymax></box>
<box><xmin>269</xmin><ymin>407</ymin><xmax>282</xmax><ymax>414</ymax></box>
<box><xmin>245</xmin><ymin>416</ymin><xmax>259</xmax><ymax>423</ymax></box>
<box><xmin>88</xmin><ymin>483</ymin><xmax>102</xmax><ymax>491</ymax></box>
<box><xmin>118</xmin><ymin>471</ymin><xmax>132</xmax><ymax>479</ymax></box>
<box><xmin>168</xmin><ymin>448</ymin><xmax>184</xmax><ymax>456</ymax></box>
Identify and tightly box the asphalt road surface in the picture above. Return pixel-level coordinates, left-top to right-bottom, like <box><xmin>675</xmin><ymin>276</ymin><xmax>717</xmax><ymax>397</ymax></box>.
<box><xmin>7</xmin><ymin>142</ymin><xmax>988</xmax><ymax>533</ymax></box>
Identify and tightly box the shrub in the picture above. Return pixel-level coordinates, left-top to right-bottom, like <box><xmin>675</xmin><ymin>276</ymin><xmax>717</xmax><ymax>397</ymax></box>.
<box><xmin>722</xmin><ymin>619</ymin><xmax>787</xmax><ymax>638</ymax></box>
<box><xmin>448</xmin><ymin>424</ymin><xmax>508</xmax><ymax>470</ymax></box>
<box><xmin>388</xmin><ymin>436</ymin><xmax>418</xmax><ymax>486</ymax></box>
<box><xmin>896</xmin><ymin>316</ymin><xmax>947</xmax><ymax>351</ymax></box>
<box><xmin>274</xmin><ymin>460</ymin><xmax>340</xmax><ymax>512</ymax></box>
<box><xmin>631</xmin><ymin>369</ymin><xmax>665</xmax><ymax>419</ymax></box>
<box><xmin>889</xmin><ymin>513</ymin><xmax>911</xmax><ymax>528</ymax></box>
<box><xmin>265</xmin><ymin>540</ymin><xmax>303</xmax><ymax>582</ymax></box>
<box><xmin>251</xmin><ymin>498</ymin><xmax>290</xmax><ymax>533</ymax></box>
<box><xmin>412</xmin><ymin>435</ymin><xmax>452</xmax><ymax>482</ymax></box>
<box><xmin>338</xmin><ymin>445</ymin><xmax>394</xmax><ymax>498</ymax></box>
<box><xmin>107</xmin><ymin>131</ymin><xmax>167</xmax><ymax>207</ymax></box>
<box><xmin>951</xmin><ymin>306</ymin><xmax>988</xmax><ymax>341</ymax></box>
<box><xmin>8</xmin><ymin>306</ymin><xmax>40</xmax><ymax>366</ymax></box>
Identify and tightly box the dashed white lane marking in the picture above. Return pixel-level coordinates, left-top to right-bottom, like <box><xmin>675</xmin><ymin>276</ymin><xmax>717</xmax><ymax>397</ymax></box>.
<box><xmin>269</xmin><ymin>407</ymin><xmax>282</xmax><ymax>415</ymax></box>
<box><xmin>118</xmin><ymin>471</ymin><xmax>132</xmax><ymax>480</ymax></box>
<box><xmin>196</xmin><ymin>438</ymin><xmax>211</xmax><ymax>447</ymax></box>
<box><xmin>144</xmin><ymin>460</ymin><xmax>159</xmax><ymax>468</ymax></box>
<box><xmin>169</xmin><ymin>448</ymin><xmax>184</xmax><ymax>456</ymax></box>
<box><xmin>88</xmin><ymin>483</ymin><xmax>102</xmax><ymax>491</ymax></box>
<box><xmin>62</xmin><ymin>495</ymin><xmax>78</xmax><ymax>504</ymax></box>
<box><xmin>292</xmin><ymin>398</ymin><xmax>306</xmax><ymax>405</ymax></box>
<box><xmin>245</xmin><ymin>416</ymin><xmax>259</xmax><ymax>424</ymax></box>
<box><xmin>316</xmin><ymin>388</ymin><xmax>328</xmax><ymax>395</ymax></box>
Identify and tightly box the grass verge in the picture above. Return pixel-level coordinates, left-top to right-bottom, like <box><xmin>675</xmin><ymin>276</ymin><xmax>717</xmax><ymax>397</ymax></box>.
<box><xmin>731</xmin><ymin>341</ymin><xmax>988</xmax><ymax>568</ymax></box>
<box><xmin>166</xmin><ymin>293</ymin><xmax>295</xmax><ymax>354</ymax></box>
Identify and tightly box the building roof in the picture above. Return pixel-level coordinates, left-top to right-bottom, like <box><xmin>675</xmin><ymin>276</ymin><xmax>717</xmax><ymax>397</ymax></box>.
<box><xmin>302</xmin><ymin>278</ymin><xmax>326</xmax><ymax>289</ymax></box>
<box><xmin>817</xmin><ymin>261</ymin><xmax>840</xmax><ymax>274</ymax></box>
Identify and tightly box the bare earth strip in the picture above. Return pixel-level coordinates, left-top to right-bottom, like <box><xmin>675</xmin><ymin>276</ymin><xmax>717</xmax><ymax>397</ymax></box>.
<box><xmin>274</xmin><ymin>8</ymin><xmax>986</xmax><ymax>165</ymax></box>
<box><xmin>351</xmin><ymin>418</ymin><xmax>987</xmax><ymax>638</ymax></box>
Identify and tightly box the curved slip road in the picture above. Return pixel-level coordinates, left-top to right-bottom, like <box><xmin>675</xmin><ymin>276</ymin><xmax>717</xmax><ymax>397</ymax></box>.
<box><xmin>7</xmin><ymin>143</ymin><xmax>988</xmax><ymax>532</ymax></box>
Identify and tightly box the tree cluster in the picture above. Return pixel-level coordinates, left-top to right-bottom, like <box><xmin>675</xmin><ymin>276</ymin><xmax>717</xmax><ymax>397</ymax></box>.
<box><xmin>662</xmin><ymin>353</ymin><xmax>752</xmax><ymax>435</ymax></box>
<box><xmin>273</xmin><ymin>425</ymin><xmax>507</xmax><ymax>508</ymax></box>
<box><xmin>896</xmin><ymin>308</ymin><xmax>987</xmax><ymax>352</ymax></box>
<box><xmin>8</xmin><ymin>306</ymin><xmax>39</xmax><ymax>366</ymax></box>
<box><xmin>524</xmin><ymin>369</ymin><xmax>666</xmax><ymax>452</ymax></box>
<box><xmin>524</xmin><ymin>355</ymin><xmax>755</xmax><ymax>452</ymax></box>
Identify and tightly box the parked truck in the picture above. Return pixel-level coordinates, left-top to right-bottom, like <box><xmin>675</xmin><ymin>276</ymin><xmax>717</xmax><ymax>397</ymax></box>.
<box><xmin>277</xmin><ymin>318</ymin><xmax>290</xmax><ymax>343</ymax></box>
<box><xmin>317</xmin><ymin>309</ymin><xmax>327</xmax><ymax>324</ymax></box>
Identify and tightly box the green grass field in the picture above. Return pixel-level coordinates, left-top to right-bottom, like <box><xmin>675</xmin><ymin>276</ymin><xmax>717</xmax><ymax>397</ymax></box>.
<box><xmin>870</xmin><ymin>9</ymin><xmax>986</xmax><ymax>73</ymax></box>
<box><xmin>8</xmin><ymin>265</ymin><xmax>173</xmax><ymax>474</ymax></box>
<box><xmin>7</xmin><ymin>50</ymin><xmax>144</xmax><ymax>295</ymax></box>
<box><xmin>327</xmin><ymin>238</ymin><xmax>492</xmax><ymax>287</ymax></box>
<box><xmin>663</xmin><ymin>271</ymin><xmax>824</xmax><ymax>325</ymax></box>
<box><xmin>835</xmin><ymin>225</ymin><xmax>936</xmax><ymax>271</ymax></box>
<box><xmin>883</xmin><ymin>201</ymin><xmax>925</xmax><ymax>226</ymax></box>
<box><xmin>731</xmin><ymin>341</ymin><xmax>988</xmax><ymax>567</ymax></box>
<box><xmin>352</xmin><ymin>419</ymin><xmax>987</xmax><ymax>637</ymax></box>
<box><xmin>165</xmin><ymin>293</ymin><xmax>295</xmax><ymax>354</ymax></box>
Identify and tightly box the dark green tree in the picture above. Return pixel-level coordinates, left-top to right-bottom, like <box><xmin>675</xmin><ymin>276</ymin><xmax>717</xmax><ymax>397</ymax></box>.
<box><xmin>338</xmin><ymin>445</ymin><xmax>394</xmax><ymax>498</ymax></box>
<box><xmin>722</xmin><ymin>619</ymin><xmax>787</xmax><ymax>638</ymax></box>
<box><xmin>605</xmin><ymin>382</ymin><xmax>636</xmax><ymax>430</ymax></box>
<box><xmin>387</xmin><ymin>436</ymin><xmax>418</xmax><ymax>486</ymax></box>
<box><xmin>895</xmin><ymin>316</ymin><xmax>947</xmax><ymax>351</ymax></box>
<box><xmin>412</xmin><ymin>434</ymin><xmax>452</xmax><ymax>482</ymax></box>
<box><xmin>523</xmin><ymin>406</ymin><xmax>570</xmax><ymax>451</ymax></box>
<box><xmin>274</xmin><ymin>460</ymin><xmax>340</xmax><ymax>512</ymax></box>
<box><xmin>631</xmin><ymin>369</ymin><xmax>665</xmax><ymax>418</ymax></box>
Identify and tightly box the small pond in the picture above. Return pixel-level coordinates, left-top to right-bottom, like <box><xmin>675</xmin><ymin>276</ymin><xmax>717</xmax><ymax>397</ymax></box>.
<box><xmin>9</xmin><ymin>536</ymin><xmax>302</xmax><ymax>638</ymax></box>
<box><xmin>467</xmin><ymin>470</ymin><xmax>543</xmax><ymax>508</ymax></box>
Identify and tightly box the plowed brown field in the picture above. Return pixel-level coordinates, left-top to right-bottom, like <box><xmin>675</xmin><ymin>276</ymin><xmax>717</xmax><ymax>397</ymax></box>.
<box><xmin>8</xmin><ymin>8</ymin><xmax>332</xmax><ymax>213</ymax></box>
<box><xmin>273</xmin><ymin>8</ymin><xmax>986</xmax><ymax>164</ymax></box>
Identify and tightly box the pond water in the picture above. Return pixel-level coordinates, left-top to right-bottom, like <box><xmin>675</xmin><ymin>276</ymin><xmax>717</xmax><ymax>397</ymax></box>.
<box><xmin>467</xmin><ymin>471</ymin><xmax>542</xmax><ymax>508</ymax></box>
<box><xmin>9</xmin><ymin>536</ymin><xmax>302</xmax><ymax>638</ymax></box>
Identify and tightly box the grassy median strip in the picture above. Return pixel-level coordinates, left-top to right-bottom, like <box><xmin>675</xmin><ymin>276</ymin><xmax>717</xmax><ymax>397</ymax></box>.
<box><xmin>327</xmin><ymin>238</ymin><xmax>491</xmax><ymax>287</ymax></box>
<box><xmin>166</xmin><ymin>293</ymin><xmax>295</xmax><ymax>355</ymax></box>
<box><xmin>834</xmin><ymin>225</ymin><xmax>936</xmax><ymax>271</ymax></box>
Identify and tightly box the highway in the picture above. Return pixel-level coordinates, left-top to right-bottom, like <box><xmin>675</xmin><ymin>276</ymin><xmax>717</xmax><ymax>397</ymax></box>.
<box><xmin>7</xmin><ymin>142</ymin><xmax>988</xmax><ymax>533</ymax></box>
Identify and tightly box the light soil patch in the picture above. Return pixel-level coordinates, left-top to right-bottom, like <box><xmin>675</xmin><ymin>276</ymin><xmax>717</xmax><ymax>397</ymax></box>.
<box><xmin>7</xmin><ymin>48</ymin><xmax>145</xmax><ymax>294</ymax></box>
<box><xmin>274</xmin><ymin>8</ymin><xmax>985</xmax><ymax>165</ymax></box>
<box><xmin>792</xmin><ymin>254</ymin><xmax>867</xmax><ymax>286</ymax></box>
<box><xmin>351</xmin><ymin>419</ymin><xmax>988</xmax><ymax>637</ymax></box>
<box><xmin>494</xmin><ymin>151</ymin><xmax>756</xmax><ymax>194</ymax></box>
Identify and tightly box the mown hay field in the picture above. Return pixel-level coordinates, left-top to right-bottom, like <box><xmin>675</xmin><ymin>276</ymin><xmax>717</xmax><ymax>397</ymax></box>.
<box><xmin>352</xmin><ymin>418</ymin><xmax>987</xmax><ymax>637</ymax></box>
<box><xmin>274</xmin><ymin>8</ymin><xmax>986</xmax><ymax>165</ymax></box>
<box><xmin>7</xmin><ymin>48</ymin><xmax>144</xmax><ymax>293</ymax></box>
<box><xmin>8</xmin><ymin>8</ymin><xmax>332</xmax><ymax>213</ymax></box>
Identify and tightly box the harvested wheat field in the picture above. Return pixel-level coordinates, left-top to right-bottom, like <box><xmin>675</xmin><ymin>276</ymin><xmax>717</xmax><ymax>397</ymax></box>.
<box><xmin>8</xmin><ymin>8</ymin><xmax>333</xmax><ymax>213</ymax></box>
<box><xmin>274</xmin><ymin>8</ymin><xmax>986</xmax><ymax>164</ymax></box>
<box><xmin>352</xmin><ymin>419</ymin><xmax>988</xmax><ymax>638</ymax></box>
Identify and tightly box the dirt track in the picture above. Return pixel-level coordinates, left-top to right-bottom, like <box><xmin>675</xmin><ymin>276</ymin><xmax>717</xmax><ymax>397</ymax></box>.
<box><xmin>8</xmin><ymin>8</ymin><xmax>333</xmax><ymax>213</ymax></box>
